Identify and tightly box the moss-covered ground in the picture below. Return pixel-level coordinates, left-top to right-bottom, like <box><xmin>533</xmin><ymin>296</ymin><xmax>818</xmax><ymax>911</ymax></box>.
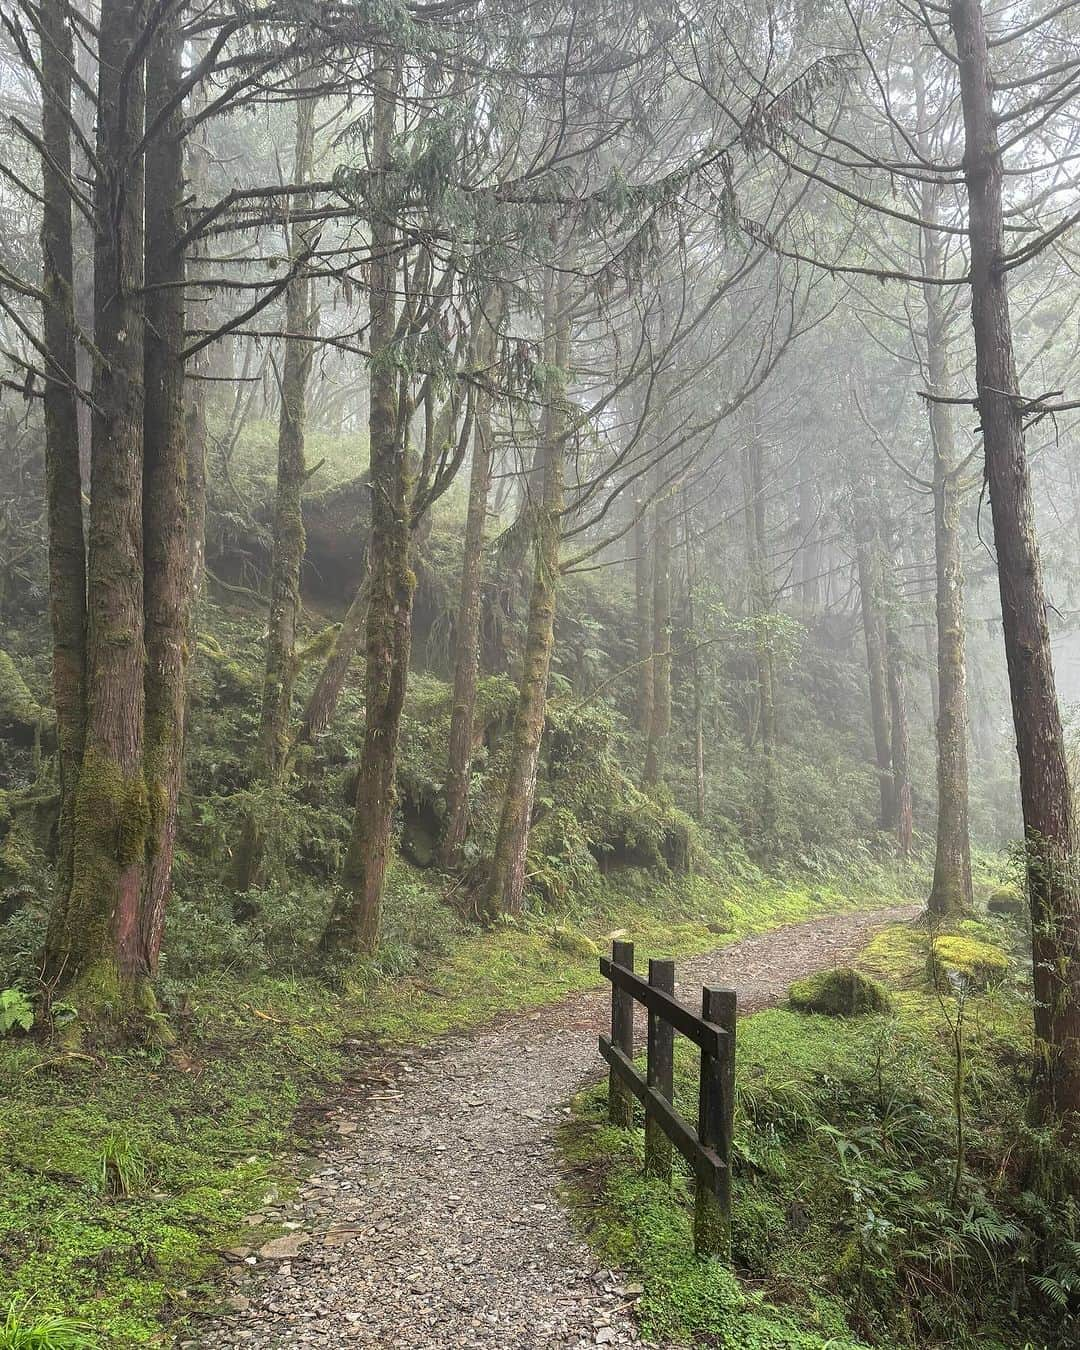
<box><xmin>0</xmin><ymin>854</ymin><xmax>920</xmax><ymax>1348</ymax></box>
<box><xmin>560</xmin><ymin>897</ymin><xmax>1079</xmax><ymax>1350</ymax></box>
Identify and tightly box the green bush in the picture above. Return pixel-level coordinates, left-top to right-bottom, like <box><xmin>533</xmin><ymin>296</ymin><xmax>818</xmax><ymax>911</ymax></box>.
<box><xmin>788</xmin><ymin>967</ymin><xmax>893</xmax><ymax>1017</ymax></box>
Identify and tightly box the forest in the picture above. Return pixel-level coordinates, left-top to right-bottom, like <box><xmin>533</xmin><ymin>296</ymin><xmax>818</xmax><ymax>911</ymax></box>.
<box><xmin>0</xmin><ymin>0</ymin><xmax>1079</xmax><ymax>1346</ymax></box>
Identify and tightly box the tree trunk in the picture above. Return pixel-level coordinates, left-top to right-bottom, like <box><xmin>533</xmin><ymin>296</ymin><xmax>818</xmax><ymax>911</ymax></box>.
<box><xmin>643</xmin><ymin>464</ymin><xmax>671</xmax><ymax>790</ymax></box>
<box><xmin>634</xmin><ymin>510</ymin><xmax>654</xmax><ymax>736</ymax></box>
<box><xmin>322</xmin><ymin>63</ymin><xmax>412</xmax><ymax>956</ymax></box>
<box><xmin>38</xmin><ymin>0</ymin><xmax>86</xmax><ymax>935</ymax></box>
<box><xmin>683</xmin><ymin>490</ymin><xmax>706</xmax><ymax>822</ymax></box>
<box><xmin>922</xmin><ymin>244</ymin><xmax>972</xmax><ymax>912</ymax></box>
<box><xmin>951</xmin><ymin>0</ymin><xmax>1080</xmax><ymax>1132</ymax></box>
<box><xmin>886</xmin><ymin>622</ymin><xmax>913</xmax><ymax>858</ymax></box>
<box><xmin>854</xmin><ymin>510</ymin><xmax>895</xmax><ymax>831</ymax></box>
<box><xmin>51</xmin><ymin>0</ymin><xmax>150</xmax><ymax>1013</ymax></box>
<box><xmin>798</xmin><ymin>472</ymin><xmax>821</xmax><ymax>618</ymax></box>
<box><xmin>440</xmin><ymin>291</ymin><xmax>503</xmax><ymax>868</ymax></box>
<box><xmin>297</xmin><ymin>571</ymin><xmax>369</xmax><ymax>744</ymax></box>
<box><xmin>482</xmin><ymin>238</ymin><xmax>572</xmax><ymax>919</ymax></box>
<box><xmin>743</xmin><ymin>436</ymin><xmax>778</xmax><ymax>841</ymax></box>
<box><xmin>234</xmin><ymin>82</ymin><xmax>318</xmax><ymax>892</ymax></box>
<box><xmin>141</xmin><ymin>0</ymin><xmax>193</xmax><ymax>968</ymax></box>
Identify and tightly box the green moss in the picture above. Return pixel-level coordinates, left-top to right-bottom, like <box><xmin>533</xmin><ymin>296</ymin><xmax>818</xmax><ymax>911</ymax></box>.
<box><xmin>788</xmin><ymin>967</ymin><xmax>893</xmax><ymax>1017</ymax></box>
<box><xmin>0</xmin><ymin>649</ymin><xmax>47</xmax><ymax>732</ymax></box>
<box><xmin>548</xmin><ymin>925</ymin><xmax>599</xmax><ymax>960</ymax></box>
<box><xmin>927</xmin><ymin>936</ymin><xmax>1009</xmax><ymax>991</ymax></box>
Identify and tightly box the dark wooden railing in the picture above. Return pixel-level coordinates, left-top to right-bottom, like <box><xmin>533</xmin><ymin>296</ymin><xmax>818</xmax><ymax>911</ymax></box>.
<box><xmin>598</xmin><ymin>939</ymin><xmax>736</xmax><ymax>1257</ymax></box>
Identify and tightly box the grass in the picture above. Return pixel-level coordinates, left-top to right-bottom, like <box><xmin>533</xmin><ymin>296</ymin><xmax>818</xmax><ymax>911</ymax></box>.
<box><xmin>558</xmin><ymin>899</ymin><xmax>1064</xmax><ymax>1350</ymax></box>
<box><xmin>0</xmin><ymin>852</ymin><xmax>920</xmax><ymax>1347</ymax></box>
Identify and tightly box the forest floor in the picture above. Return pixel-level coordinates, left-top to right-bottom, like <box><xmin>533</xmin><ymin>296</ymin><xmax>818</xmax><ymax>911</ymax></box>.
<box><xmin>190</xmin><ymin>904</ymin><xmax>916</xmax><ymax>1349</ymax></box>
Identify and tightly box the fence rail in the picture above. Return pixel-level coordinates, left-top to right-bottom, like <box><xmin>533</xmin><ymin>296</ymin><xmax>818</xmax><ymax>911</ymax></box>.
<box><xmin>598</xmin><ymin>940</ymin><xmax>735</xmax><ymax>1257</ymax></box>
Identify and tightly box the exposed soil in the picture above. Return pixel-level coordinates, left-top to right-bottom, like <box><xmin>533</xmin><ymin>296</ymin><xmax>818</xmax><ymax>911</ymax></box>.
<box><xmin>189</xmin><ymin>904</ymin><xmax>916</xmax><ymax>1349</ymax></box>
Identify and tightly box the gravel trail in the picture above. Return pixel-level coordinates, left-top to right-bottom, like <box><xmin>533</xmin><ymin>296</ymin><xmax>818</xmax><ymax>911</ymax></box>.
<box><xmin>193</xmin><ymin>904</ymin><xmax>915</xmax><ymax>1350</ymax></box>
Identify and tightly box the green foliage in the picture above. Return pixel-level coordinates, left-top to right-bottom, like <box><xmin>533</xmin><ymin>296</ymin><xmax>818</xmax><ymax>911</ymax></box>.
<box><xmin>0</xmin><ymin>987</ymin><xmax>33</xmax><ymax>1035</ymax></box>
<box><xmin>788</xmin><ymin>968</ymin><xmax>893</xmax><ymax>1017</ymax></box>
<box><xmin>0</xmin><ymin>1300</ymin><xmax>95</xmax><ymax>1350</ymax></box>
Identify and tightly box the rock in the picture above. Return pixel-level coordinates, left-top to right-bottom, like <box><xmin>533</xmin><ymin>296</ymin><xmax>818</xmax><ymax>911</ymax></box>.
<box><xmin>258</xmin><ymin>1233</ymin><xmax>311</xmax><ymax>1260</ymax></box>
<box><xmin>927</xmin><ymin>936</ymin><xmax>1009</xmax><ymax>991</ymax></box>
<box><xmin>788</xmin><ymin>967</ymin><xmax>893</xmax><ymax>1016</ymax></box>
<box><xmin>987</xmin><ymin>885</ymin><xmax>1025</xmax><ymax>918</ymax></box>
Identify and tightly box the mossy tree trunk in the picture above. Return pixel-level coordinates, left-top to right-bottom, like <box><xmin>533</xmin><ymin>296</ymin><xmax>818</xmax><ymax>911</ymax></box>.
<box><xmin>643</xmin><ymin>461</ymin><xmax>671</xmax><ymax>790</ymax></box>
<box><xmin>38</xmin><ymin>0</ymin><xmax>86</xmax><ymax>925</ymax></box>
<box><xmin>298</xmin><ymin>570</ymin><xmax>369</xmax><ymax>744</ymax></box>
<box><xmin>951</xmin><ymin>0</ymin><xmax>1080</xmax><ymax>1134</ymax></box>
<box><xmin>141</xmin><ymin>2</ymin><xmax>194</xmax><ymax>966</ymax></box>
<box><xmin>234</xmin><ymin>80</ymin><xmax>318</xmax><ymax>892</ymax></box>
<box><xmin>441</xmin><ymin>290</ymin><xmax>504</xmax><ymax>868</ymax></box>
<box><xmin>50</xmin><ymin>0</ymin><xmax>151</xmax><ymax>1012</ymax></box>
<box><xmin>322</xmin><ymin>62</ymin><xmax>413</xmax><ymax>956</ymax></box>
<box><xmin>482</xmin><ymin>238</ymin><xmax>572</xmax><ymax>919</ymax></box>
<box><xmin>920</xmin><ymin>173</ymin><xmax>972</xmax><ymax>914</ymax></box>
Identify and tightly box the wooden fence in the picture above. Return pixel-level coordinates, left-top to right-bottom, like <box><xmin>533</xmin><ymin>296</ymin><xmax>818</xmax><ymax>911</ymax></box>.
<box><xmin>598</xmin><ymin>939</ymin><xmax>735</xmax><ymax>1257</ymax></box>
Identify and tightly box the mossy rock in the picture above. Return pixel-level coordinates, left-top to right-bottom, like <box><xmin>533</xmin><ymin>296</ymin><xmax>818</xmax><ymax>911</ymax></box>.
<box><xmin>548</xmin><ymin>926</ymin><xmax>599</xmax><ymax>961</ymax></box>
<box><xmin>788</xmin><ymin>967</ymin><xmax>893</xmax><ymax>1017</ymax></box>
<box><xmin>987</xmin><ymin>885</ymin><xmax>1025</xmax><ymax>918</ymax></box>
<box><xmin>927</xmin><ymin>936</ymin><xmax>1009</xmax><ymax>991</ymax></box>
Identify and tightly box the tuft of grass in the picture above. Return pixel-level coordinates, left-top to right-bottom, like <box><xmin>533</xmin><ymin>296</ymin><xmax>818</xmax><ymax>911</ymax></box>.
<box><xmin>97</xmin><ymin>1134</ymin><xmax>147</xmax><ymax>1198</ymax></box>
<box><xmin>0</xmin><ymin>1299</ymin><xmax>96</xmax><ymax>1349</ymax></box>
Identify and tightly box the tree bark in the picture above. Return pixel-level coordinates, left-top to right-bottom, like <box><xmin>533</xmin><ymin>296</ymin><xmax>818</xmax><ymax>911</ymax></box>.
<box><xmin>141</xmin><ymin>0</ymin><xmax>193</xmax><ymax>967</ymax></box>
<box><xmin>951</xmin><ymin>0</ymin><xmax>1080</xmax><ymax>1132</ymax></box>
<box><xmin>322</xmin><ymin>63</ymin><xmax>412</xmax><ymax>955</ymax></box>
<box><xmin>482</xmin><ymin>235</ymin><xmax>572</xmax><ymax>919</ymax></box>
<box><xmin>51</xmin><ymin>0</ymin><xmax>151</xmax><ymax>1012</ymax></box>
<box><xmin>234</xmin><ymin>81</ymin><xmax>318</xmax><ymax>892</ymax></box>
<box><xmin>38</xmin><ymin>0</ymin><xmax>86</xmax><ymax>935</ymax></box>
<box><xmin>440</xmin><ymin>290</ymin><xmax>503</xmax><ymax>868</ymax></box>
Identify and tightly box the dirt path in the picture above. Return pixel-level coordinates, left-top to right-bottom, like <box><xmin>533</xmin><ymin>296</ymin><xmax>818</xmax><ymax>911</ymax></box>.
<box><xmin>191</xmin><ymin>905</ymin><xmax>915</xmax><ymax>1349</ymax></box>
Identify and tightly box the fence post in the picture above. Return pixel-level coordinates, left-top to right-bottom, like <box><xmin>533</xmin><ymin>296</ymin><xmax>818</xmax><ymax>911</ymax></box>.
<box><xmin>645</xmin><ymin>958</ymin><xmax>675</xmax><ymax>1179</ymax></box>
<box><xmin>608</xmin><ymin>939</ymin><xmax>635</xmax><ymax>1127</ymax></box>
<box><xmin>694</xmin><ymin>986</ymin><xmax>736</xmax><ymax>1258</ymax></box>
